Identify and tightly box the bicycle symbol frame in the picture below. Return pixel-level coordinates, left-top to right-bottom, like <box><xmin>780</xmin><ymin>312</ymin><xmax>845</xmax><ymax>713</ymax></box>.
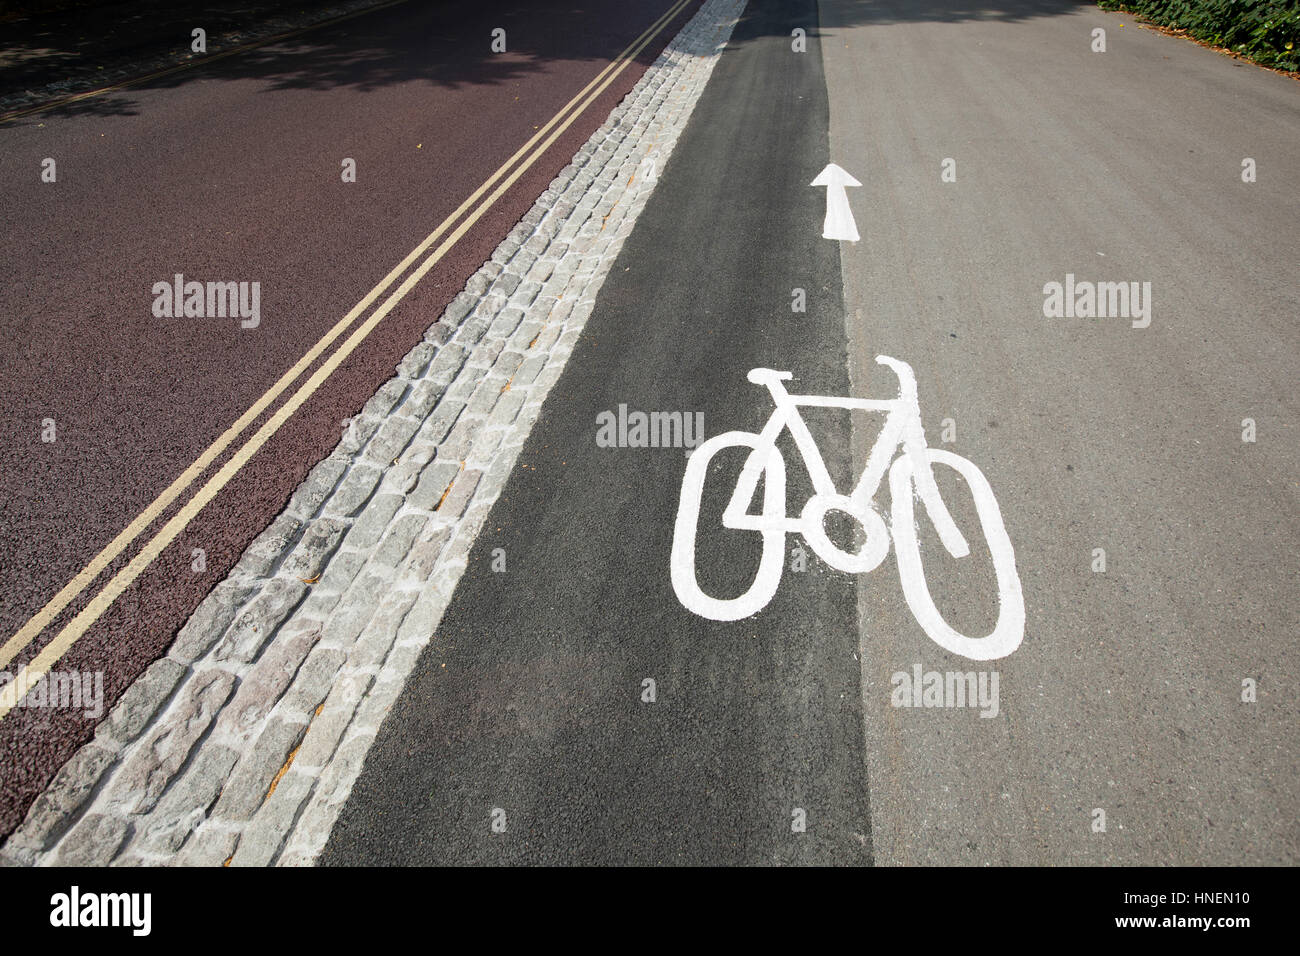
<box><xmin>670</xmin><ymin>355</ymin><xmax>1025</xmax><ymax>661</ymax></box>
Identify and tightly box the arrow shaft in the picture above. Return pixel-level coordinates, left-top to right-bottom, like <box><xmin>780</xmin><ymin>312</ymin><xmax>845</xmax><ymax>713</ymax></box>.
<box><xmin>822</xmin><ymin>184</ymin><xmax>859</xmax><ymax>242</ymax></box>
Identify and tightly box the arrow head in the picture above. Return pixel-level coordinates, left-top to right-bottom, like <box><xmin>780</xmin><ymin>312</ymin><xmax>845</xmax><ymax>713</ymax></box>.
<box><xmin>810</xmin><ymin>162</ymin><xmax>861</xmax><ymax>189</ymax></box>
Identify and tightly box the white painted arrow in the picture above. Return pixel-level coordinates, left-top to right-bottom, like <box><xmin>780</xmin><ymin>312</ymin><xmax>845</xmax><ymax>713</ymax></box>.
<box><xmin>811</xmin><ymin>163</ymin><xmax>862</xmax><ymax>242</ymax></box>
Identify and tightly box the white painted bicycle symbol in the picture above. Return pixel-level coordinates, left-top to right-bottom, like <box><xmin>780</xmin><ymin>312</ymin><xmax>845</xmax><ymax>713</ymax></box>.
<box><xmin>670</xmin><ymin>355</ymin><xmax>1025</xmax><ymax>661</ymax></box>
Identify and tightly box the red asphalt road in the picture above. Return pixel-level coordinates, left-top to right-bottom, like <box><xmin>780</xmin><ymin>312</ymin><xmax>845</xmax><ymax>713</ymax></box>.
<box><xmin>0</xmin><ymin>0</ymin><xmax>700</xmax><ymax>838</ymax></box>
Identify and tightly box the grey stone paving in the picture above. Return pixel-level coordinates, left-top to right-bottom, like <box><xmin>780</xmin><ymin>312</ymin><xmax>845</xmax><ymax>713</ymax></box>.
<box><xmin>0</xmin><ymin>0</ymin><xmax>746</xmax><ymax>867</ymax></box>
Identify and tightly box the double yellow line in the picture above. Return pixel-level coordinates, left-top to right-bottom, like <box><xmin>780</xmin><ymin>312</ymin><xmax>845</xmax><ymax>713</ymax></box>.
<box><xmin>0</xmin><ymin>0</ymin><xmax>692</xmax><ymax>719</ymax></box>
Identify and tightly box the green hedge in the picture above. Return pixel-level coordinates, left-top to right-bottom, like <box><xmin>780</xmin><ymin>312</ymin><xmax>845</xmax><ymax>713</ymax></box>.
<box><xmin>1097</xmin><ymin>0</ymin><xmax>1300</xmax><ymax>71</ymax></box>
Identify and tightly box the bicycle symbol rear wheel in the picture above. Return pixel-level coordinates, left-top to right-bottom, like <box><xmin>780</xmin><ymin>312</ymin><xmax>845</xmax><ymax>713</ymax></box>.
<box><xmin>671</xmin><ymin>431</ymin><xmax>787</xmax><ymax>621</ymax></box>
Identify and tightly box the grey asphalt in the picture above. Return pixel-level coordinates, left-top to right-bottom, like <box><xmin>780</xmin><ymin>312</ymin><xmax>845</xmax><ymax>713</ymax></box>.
<box><xmin>323</xmin><ymin>0</ymin><xmax>1298</xmax><ymax>865</ymax></box>
<box><xmin>822</xmin><ymin>0</ymin><xmax>1298</xmax><ymax>864</ymax></box>
<box><xmin>322</xmin><ymin>0</ymin><xmax>875</xmax><ymax>865</ymax></box>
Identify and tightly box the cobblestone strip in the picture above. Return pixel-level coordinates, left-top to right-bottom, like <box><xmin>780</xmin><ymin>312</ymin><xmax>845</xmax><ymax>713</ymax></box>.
<box><xmin>0</xmin><ymin>0</ymin><xmax>746</xmax><ymax>868</ymax></box>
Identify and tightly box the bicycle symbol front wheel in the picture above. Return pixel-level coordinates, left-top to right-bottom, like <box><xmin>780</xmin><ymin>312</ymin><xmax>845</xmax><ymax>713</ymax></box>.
<box><xmin>671</xmin><ymin>431</ymin><xmax>787</xmax><ymax>621</ymax></box>
<box><xmin>888</xmin><ymin>448</ymin><xmax>1025</xmax><ymax>661</ymax></box>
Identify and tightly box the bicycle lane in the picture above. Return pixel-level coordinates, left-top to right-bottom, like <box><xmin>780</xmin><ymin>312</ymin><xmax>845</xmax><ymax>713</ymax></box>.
<box><xmin>321</xmin><ymin>0</ymin><xmax>872</xmax><ymax>864</ymax></box>
<box><xmin>820</xmin><ymin>0</ymin><xmax>1300</xmax><ymax>865</ymax></box>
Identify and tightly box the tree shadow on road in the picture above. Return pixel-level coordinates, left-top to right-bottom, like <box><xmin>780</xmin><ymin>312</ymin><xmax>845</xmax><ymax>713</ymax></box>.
<box><xmin>2</xmin><ymin>0</ymin><xmax>685</xmax><ymax>125</ymax></box>
<box><xmin>828</xmin><ymin>0</ymin><xmax>1096</xmax><ymax>25</ymax></box>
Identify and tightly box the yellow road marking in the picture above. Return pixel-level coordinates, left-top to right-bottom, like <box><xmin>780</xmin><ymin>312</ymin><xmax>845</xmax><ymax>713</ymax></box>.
<box><xmin>0</xmin><ymin>0</ymin><xmax>691</xmax><ymax>719</ymax></box>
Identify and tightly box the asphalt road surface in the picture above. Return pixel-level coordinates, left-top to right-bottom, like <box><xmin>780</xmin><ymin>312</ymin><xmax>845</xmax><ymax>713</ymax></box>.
<box><xmin>0</xmin><ymin>0</ymin><xmax>698</xmax><ymax>839</ymax></box>
<box><xmin>822</xmin><ymin>0</ymin><xmax>1298</xmax><ymax>865</ymax></box>
<box><xmin>3</xmin><ymin>0</ymin><xmax>1296</xmax><ymax>865</ymax></box>
<box><xmin>323</xmin><ymin>0</ymin><xmax>1297</xmax><ymax>865</ymax></box>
